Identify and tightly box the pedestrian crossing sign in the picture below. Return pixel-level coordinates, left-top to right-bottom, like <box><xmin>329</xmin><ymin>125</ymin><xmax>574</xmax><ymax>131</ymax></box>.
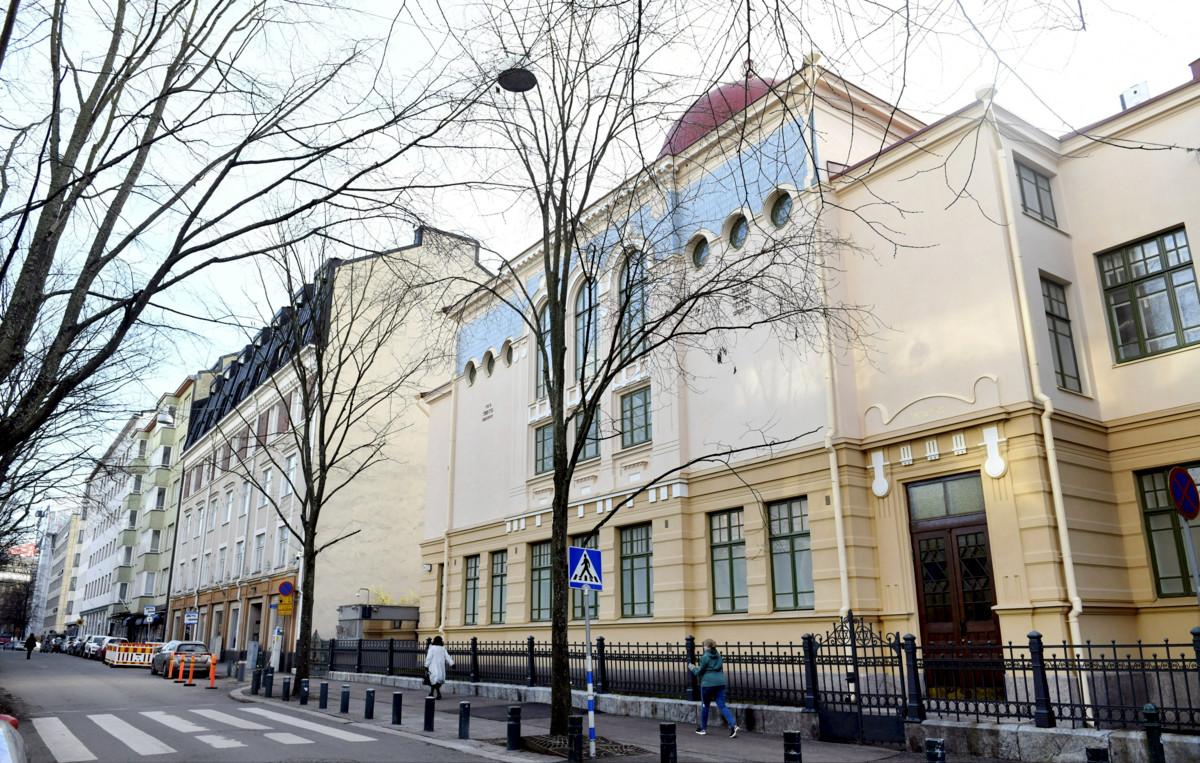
<box><xmin>568</xmin><ymin>546</ymin><xmax>603</xmax><ymax>591</ymax></box>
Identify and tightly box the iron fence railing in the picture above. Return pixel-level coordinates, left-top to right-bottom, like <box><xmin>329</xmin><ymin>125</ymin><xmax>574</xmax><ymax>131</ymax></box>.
<box><xmin>310</xmin><ymin>624</ymin><xmax>1200</xmax><ymax>734</ymax></box>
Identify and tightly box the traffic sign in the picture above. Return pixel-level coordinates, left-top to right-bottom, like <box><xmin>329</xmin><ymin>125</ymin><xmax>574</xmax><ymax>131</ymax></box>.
<box><xmin>278</xmin><ymin>594</ymin><xmax>294</xmax><ymax>616</ymax></box>
<box><xmin>184</xmin><ymin>611</ymin><xmax>199</xmax><ymax>625</ymax></box>
<box><xmin>279</xmin><ymin>580</ymin><xmax>294</xmax><ymax>596</ymax></box>
<box><xmin>1169</xmin><ymin>467</ymin><xmax>1199</xmax><ymax>521</ymax></box>
<box><xmin>568</xmin><ymin>546</ymin><xmax>603</xmax><ymax>591</ymax></box>
<box><xmin>143</xmin><ymin>605</ymin><xmax>156</xmax><ymax>617</ymax></box>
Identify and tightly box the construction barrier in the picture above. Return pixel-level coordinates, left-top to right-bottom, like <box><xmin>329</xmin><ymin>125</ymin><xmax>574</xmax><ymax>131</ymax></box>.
<box><xmin>104</xmin><ymin>643</ymin><xmax>162</xmax><ymax>668</ymax></box>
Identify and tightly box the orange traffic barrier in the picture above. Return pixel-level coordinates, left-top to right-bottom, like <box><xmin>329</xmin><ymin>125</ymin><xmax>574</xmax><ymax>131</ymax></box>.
<box><xmin>173</xmin><ymin>655</ymin><xmax>186</xmax><ymax>683</ymax></box>
<box><xmin>206</xmin><ymin>654</ymin><xmax>217</xmax><ymax>690</ymax></box>
<box><xmin>167</xmin><ymin>654</ymin><xmax>175</xmax><ymax>679</ymax></box>
<box><xmin>185</xmin><ymin>655</ymin><xmax>196</xmax><ymax>686</ymax></box>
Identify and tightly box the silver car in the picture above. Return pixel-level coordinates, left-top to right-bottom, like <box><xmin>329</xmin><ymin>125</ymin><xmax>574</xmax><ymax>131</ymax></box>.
<box><xmin>150</xmin><ymin>641</ymin><xmax>212</xmax><ymax>677</ymax></box>
<box><xmin>82</xmin><ymin>635</ymin><xmax>107</xmax><ymax>659</ymax></box>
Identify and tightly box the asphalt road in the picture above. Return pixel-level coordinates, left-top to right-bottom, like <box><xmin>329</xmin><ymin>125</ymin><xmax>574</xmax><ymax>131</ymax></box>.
<box><xmin>0</xmin><ymin>649</ymin><xmax>493</xmax><ymax>762</ymax></box>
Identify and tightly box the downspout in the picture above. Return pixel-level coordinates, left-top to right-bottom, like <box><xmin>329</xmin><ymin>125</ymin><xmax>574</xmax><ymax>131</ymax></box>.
<box><xmin>982</xmin><ymin>94</ymin><xmax>1084</xmax><ymax>652</ymax></box>
<box><xmin>440</xmin><ymin>377</ymin><xmax>460</xmax><ymax>637</ymax></box>
<box><xmin>807</xmin><ymin>55</ymin><xmax>851</xmax><ymax>617</ymax></box>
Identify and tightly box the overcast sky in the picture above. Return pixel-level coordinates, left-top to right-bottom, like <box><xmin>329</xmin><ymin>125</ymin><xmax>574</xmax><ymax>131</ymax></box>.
<box><xmin>129</xmin><ymin>0</ymin><xmax>1200</xmax><ymax>425</ymax></box>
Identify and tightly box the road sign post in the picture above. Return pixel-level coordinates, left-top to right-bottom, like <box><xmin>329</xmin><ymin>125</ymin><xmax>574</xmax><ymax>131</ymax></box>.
<box><xmin>568</xmin><ymin>546</ymin><xmax>603</xmax><ymax>759</ymax></box>
<box><xmin>1168</xmin><ymin>467</ymin><xmax>1200</xmax><ymax>609</ymax></box>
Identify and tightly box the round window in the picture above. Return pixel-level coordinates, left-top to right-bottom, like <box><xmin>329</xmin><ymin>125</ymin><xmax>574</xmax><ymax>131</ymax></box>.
<box><xmin>692</xmin><ymin>239</ymin><xmax>709</xmax><ymax>268</ymax></box>
<box><xmin>770</xmin><ymin>193</ymin><xmax>793</xmax><ymax>227</ymax></box>
<box><xmin>466</xmin><ymin>363</ymin><xmax>477</xmax><ymax>385</ymax></box>
<box><xmin>729</xmin><ymin>216</ymin><xmax>749</xmax><ymax>249</ymax></box>
<box><xmin>485</xmin><ymin>353</ymin><xmax>496</xmax><ymax>376</ymax></box>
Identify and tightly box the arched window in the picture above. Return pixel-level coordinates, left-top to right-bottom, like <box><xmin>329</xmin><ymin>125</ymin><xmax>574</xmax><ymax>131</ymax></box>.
<box><xmin>574</xmin><ymin>280</ymin><xmax>598</xmax><ymax>381</ymax></box>
<box><xmin>618</xmin><ymin>252</ymin><xmax>647</xmax><ymax>359</ymax></box>
<box><xmin>535</xmin><ymin>305</ymin><xmax>550</xmax><ymax>399</ymax></box>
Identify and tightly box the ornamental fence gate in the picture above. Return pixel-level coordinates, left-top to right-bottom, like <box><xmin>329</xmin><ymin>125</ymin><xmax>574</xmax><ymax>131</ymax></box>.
<box><xmin>808</xmin><ymin>612</ymin><xmax>908</xmax><ymax>745</ymax></box>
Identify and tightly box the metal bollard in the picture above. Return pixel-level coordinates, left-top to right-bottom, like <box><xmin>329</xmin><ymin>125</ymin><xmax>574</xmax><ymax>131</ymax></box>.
<box><xmin>784</xmin><ymin>730</ymin><xmax>803</xmax><ymax>763</ymax></box>
<box><xmin>236</xmin><ymin>661</ymin><xmax>245</xmax><ymax>682</ymax></box>
<box><xmin>458</xmin><ymin>701</ymin><xmax>471</xmax><ymax>740</ymax></box>
<box><xmin>318</xmin><ymin>681</ymin><xmax>329</xmax><ymax>709</ymax></box>
<box><xmin>925</xmin><ymin>737</ymin><xmax>947</xmax><ymax>763</ymax></box>
<box><xmin>391</xmin><ymin>692</ymin><xmax>402</xmax><ymax>725</ymax></box>
<box><xmin>657</xmin><ymin>719</ymin><xmax>676</xmax><ymax>763</ymax></box>
<box><xmin>365</xmin><ymin>689</ymin><xmax>375</xmax><ymax>720</ymax></box>
<box><xmin>300</xmin><ymin>679</ymin><xmax>309</xmax><ymax>705</ymax></box>
<box><xmin>506</xmin><ymin>706</ymin><xmax>521</xmax><ymax>751</ymax></box>
<box><xmin>250</xmin><ymin>666</ymin><xmax>261</xmax><ymax>694</ymax></box>
<box><xmin>424</xmin><ymin>696</ymin><xmax>435</xmax><ymax>732</ymax></box>
<box><xmin>1143</xmin><ymin>703</ymin><xmax>1165</xmax><ymax>763</ymax></box>
<box><xmin>1085</xmin><ymin>749</ymin><xmax>1109</xmax><ymax>763</ymax></box>
<box><xmin>226</xmin><ymin>659</ymin><xmax>233</xmax><ymax>678</ymax></box>
<box><xmin>339</xmin><ymin>685</ymin><xmax>350</xmax><ymax>714</ymax></box>
<box><xmin>264</xmin><ymin>668</ymin><xmax>274</xmax><ymax>698</ymax></box>
<box><xmin>569</xmin><ymin>716</ymin><xmax>584</xmax><ymax>763</ymax></box>
<box><xmin>282</xmin><ymin>676</ymin><xmax>291</xmax><ymax>702</ymax></box>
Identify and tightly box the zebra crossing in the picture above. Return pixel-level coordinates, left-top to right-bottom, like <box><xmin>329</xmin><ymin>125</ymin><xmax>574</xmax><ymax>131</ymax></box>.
<box><xmin>29</xmin><ymin>706</ymin><xmax>379</xmax><ymax>762</ymax></box>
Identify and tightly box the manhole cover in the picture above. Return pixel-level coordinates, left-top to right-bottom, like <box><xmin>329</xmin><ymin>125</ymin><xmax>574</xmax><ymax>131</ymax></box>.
<box><xmin>484</xmin><ymin>735</ymin><xmax>650</xmax><ymax>759</ymax></box>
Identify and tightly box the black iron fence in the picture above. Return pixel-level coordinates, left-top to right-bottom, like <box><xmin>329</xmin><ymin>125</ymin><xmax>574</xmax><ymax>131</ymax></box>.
<box><xmin>311</xmin><ymin>621</ymin><xmax>1200</xmax><ymax>735</ymax></box>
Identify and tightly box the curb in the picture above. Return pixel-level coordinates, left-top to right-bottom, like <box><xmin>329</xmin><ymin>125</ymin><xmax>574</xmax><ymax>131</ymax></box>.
<box><xmin>228</xmin><ymin>686</ymin><xmax>553</xmax><ymax>763</ymax></box>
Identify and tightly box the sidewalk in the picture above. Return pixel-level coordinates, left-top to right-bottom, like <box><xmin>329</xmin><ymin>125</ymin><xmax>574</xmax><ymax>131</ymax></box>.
<box><xmin>229</xmin><ymin>672</ymin><xmax>991</xmax><ymax>762</ymax></box>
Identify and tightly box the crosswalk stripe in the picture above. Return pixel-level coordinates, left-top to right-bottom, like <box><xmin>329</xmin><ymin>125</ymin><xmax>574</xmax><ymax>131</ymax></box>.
<box><xmin>195</xmin><ymin>734</ymin><xmax>245</xmax><ymax>749</ymax></box>
<box><xmin>89</xmin><ymin>714</ymin><xmax>176</xmax><ymax>756</ymax></box>
<box><xmin>263</xmin><ymin>732</ymin><xmax>312</xmax><ymax>745</ymax></box>
<box><xmin>140</xmin><ymin>710</ymin><xmax>209</xmax><ymax>734</ymax></box>
<box><xmin>31</xmin><ymin>717</ymin><xmax>97</xmax><ymax>763</ymax></box>
<box><xmin>189</xmin><ymin>709</ymin><xmax>271</xmax><ymax>730</ymax></box>
<box><xmin>241</xmin><ymin>708</ymin><xmax>376</xmax><ymax>742</ymax></box>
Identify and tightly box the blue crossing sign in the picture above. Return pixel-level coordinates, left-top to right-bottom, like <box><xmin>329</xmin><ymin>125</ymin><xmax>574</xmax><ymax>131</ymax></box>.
<box><xmin>568</xmin><ymin>546</ymin><xmax>603</xmax><ymax>591</ymax></box>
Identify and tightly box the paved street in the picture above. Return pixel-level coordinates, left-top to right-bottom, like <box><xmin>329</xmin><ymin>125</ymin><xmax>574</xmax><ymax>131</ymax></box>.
<box><xmin>0</xmin><ymin>650</ymin><xmax>503</xmax><ymax>762</ymax></box>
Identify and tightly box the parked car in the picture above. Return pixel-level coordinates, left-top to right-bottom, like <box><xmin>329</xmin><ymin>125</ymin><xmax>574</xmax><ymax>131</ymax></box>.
<box><xmin>150</xmin><ymin>641</ymin><xmax>212</xmax><ymax>677</ymax></box>
<box><xmin>96</xmin><ymin>637</ymin><xmax>127</xmax><ymax>661</ymax></box>
<box><xmin>82</xmin><ymin>635</ymin><xmax>108</xmax><ymax>659</ymax></box>
<box><xmin>50</xmin><ymin>636</ymin><xmax>64</xmax><ymax>653</ymax></box>
<box><xmin>65</xmin><ymin>636</ymin><xmax>83</xmax><ymax>655</ymax></box>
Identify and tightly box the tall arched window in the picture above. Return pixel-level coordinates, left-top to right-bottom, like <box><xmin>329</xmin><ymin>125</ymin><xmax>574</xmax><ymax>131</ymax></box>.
<box><xmin>618</xmin><ymin>252</ymin><xmax>647</xmax><ymax>359</ymax></box>
<box><xmin>535</xmin><ymin>304</ymin><xmax>550</xmax><ymax>399</ymax></box>
<box><xmin>574</xmin><ymin>280</ymin><xmax>598</xmax><ymax>381</ymax></box>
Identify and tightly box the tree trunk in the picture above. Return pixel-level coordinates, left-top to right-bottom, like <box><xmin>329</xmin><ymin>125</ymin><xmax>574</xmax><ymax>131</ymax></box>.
<box><xmin>549</xmin><ymin>483</ymin><xmax>571</xmax><ymax>734</ymax></box>
<box><xmin>292</xmin><ymin>535</ymin><xmax>317</xmax><ymax>695</ymax></box>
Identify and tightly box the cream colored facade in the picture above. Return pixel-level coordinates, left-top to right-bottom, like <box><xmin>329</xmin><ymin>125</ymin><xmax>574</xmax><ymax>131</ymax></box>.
<box><xmin>420</xmin><ymin>62</ymin><xmax>1200</xmax><ymax>650</ymax></box>
<box><xmin>167</xmin><ymin>227</ymin><xmax>480</xmax><ymax>652</ymax></box>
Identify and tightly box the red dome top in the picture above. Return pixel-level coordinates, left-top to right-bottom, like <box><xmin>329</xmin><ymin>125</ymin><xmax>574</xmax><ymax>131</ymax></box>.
<box><xmin>658</xmin><ymin>75</ymin><xmax>780</xmax><ymax>159</ymax></box>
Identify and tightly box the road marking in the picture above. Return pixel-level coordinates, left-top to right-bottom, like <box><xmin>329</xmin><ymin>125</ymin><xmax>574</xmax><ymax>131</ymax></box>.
<box><xmin>195</xmin><ymin>734</ymin><xmax>245</xmax><ymax>749</ymax></box>
<box><xmin>242</xmin><ymin>708</ymin><xmax>375</xmax><ymax>742</ymax></box>
<box><xmin>263</xmin><ymin>732</ymin><xmax>312</xmax><ymax>745</ymax></box>
<box><xmin>30</xmin><ymin>717</ymin><xmax>97</xmax><ymax>763</ymax></box>
<box><xmin>89</xmin><ymin>714</ymin><xmax>176</xmax><ymax>756</ymax></box>
<box><xmin>140</xmin><ymin>710</ymin><xmax>209</xmax><ymax>733</ymax></box>
<box><xmin>189</xmin><ymin>709</ymin><xmax>271</xmax><ymax>730</ymax></box>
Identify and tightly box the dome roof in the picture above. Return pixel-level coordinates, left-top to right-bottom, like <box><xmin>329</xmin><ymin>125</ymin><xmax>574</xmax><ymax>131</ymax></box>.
<box><xmin>658</xmin><ymin>74</ymin><xmax>780</xmax><ymax>159</ymax></box>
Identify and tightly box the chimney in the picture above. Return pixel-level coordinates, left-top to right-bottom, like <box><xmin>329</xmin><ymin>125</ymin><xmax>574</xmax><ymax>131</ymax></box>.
<box><xmin>1191</xmin><ymin>57</ymin><xmax>1200</xmax><ymax>82</ymax></box>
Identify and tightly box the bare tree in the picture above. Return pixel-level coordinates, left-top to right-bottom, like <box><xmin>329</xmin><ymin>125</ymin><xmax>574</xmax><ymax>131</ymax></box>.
<box><xmin>0</xmin><ymin>0</ymin><xmax>476</xmax><ymax>546</ymax></box>
<box><xmin>200</xmin><ymin>224</ymin><xmax>474</xmax><ymax>693</ymax></box>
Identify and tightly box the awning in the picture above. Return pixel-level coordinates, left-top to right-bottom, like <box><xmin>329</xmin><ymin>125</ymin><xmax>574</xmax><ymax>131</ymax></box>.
<box><xmin>123</xmin><ymin>615</ymin><xmax>136</xmax><ymax>626</ymax></box>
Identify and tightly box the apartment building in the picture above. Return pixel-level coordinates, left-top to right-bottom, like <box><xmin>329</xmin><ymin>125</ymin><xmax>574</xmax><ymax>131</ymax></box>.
<box><xmin>166</xmin><ymin>226</ymin><xmax>479</xmax><ymax>657</ymax></box>
<box><xmin>39</xmin><ymin>509</ymin><xmax>83</xmax><ymax>635</ymax></box>
<box><xmin>420</xmin><ymin>58</ymin><xmax>1200</xmax><ymax>655</ymax></box>
<box><xmin>77</xmin><ymin>415</ymin><xmax>149</xmax><ymax>636</ymax></box>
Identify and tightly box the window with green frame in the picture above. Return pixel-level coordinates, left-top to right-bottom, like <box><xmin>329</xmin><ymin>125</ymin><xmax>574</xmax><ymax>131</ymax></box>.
<box><xmin>710</xmin><ymin>509</ymin><xmax>747</xmax><ymax>613</ymax></box>
<box><xmin>1041</xmin><ymin>278</ymin><xmax>1082</xmax><ymax>392</ymax></box>
<box><xmin>620</xmin><ymin>387</ymin><xmax>651</xmax><ymax>449</ymax></box>
<box><xmin>577</xmin><ymin>410</ymin><xmax>600</xmax><ymax>461</ymax></box>
<box><xmin>462</xmin><ymin>555</ymin><xmax>480</xmax><ymax>625</ymax></box>
<box><xmin>1016</xmin><ymin>162</ymin><xmax>1057</xmax><ymax>226</ymax></box>
<box><xmin>530</xmin><ymin>541</ymin><xmax>551</xmax><ymax>621</ymax></box>
<box><xmin>571</xmin><ymin>533</ymin><xmax>598</xmax><ymax>619</ymax></box>
<box><xmin>769</xmin><ymin>497</ymin><xmax>814</xmax><ymax>610</ymax></box>
<box><xmin>620</xmin><ymin>523</ymin><xmax>653</xmax><ymax>617</ymax></box>
<box><xmin>1098</xmin><ymin>228</ymin><xmax>1198</xmax><ymax>362</ymax></box>
<box><xmin>1138</xmin><ymin>464</ymin><xmax>1200</xmax><ymax>597</ymax></box>
<box><xmin>490</xmin><ymin>550</ymin><xmax>507</xmax><ymax>624</ymax></box>
<box><xmin>534</xmin><ymin>423</ymin><xmax>554</xmax><ymax>474</ymax></box>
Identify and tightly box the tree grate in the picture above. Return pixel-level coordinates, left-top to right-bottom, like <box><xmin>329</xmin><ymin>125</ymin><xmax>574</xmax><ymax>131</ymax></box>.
<box><xmin>483</xmin><ymin>735</ymin><xmax>651</xmax><ymax>758</ymax></box>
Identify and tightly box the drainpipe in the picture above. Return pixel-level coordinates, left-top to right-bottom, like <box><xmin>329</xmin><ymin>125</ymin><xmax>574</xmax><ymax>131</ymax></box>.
<box><xmin>982</xmin><ymin>93</ymin><xmax>1084</xmax><ymax>653</ymax></box>
<box><xmin>808</xmin><ymin>56</ymin><xmax>851</xmax><ymax>617</ymax></box>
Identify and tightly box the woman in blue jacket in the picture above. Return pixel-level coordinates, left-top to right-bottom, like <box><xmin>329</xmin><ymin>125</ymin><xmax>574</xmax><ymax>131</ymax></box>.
<box><xmin>689</xmin><ymin>638</ymin><xmax>740</xmax><ymax>738</ymax></box>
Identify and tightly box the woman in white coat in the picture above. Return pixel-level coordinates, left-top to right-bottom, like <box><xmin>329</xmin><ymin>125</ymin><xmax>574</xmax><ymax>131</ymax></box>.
<box><xmin>424</xmin><ymin>636</ymin><xmax>454</xmax><ymax>700</ymax></box>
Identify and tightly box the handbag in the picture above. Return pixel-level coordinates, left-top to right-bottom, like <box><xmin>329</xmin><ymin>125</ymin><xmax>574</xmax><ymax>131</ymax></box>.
<box><xmin>422</xmin><ymin>668</ymin><xmax>431</xmax><ymax>686</ymax></box>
